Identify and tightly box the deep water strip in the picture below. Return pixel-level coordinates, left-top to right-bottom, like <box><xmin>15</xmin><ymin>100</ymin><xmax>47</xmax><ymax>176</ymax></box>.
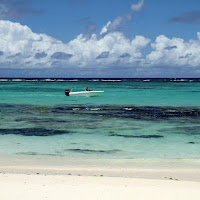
<box><xmin>2</xmin><ymin>103</ymin><xmax>200</xmax><ymax>119</ymax></box>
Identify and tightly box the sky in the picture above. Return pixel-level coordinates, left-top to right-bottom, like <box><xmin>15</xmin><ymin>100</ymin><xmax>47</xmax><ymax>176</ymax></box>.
<box><xmin>0</xmin><ymin>0</ymin><xmax>200</xmax><ymax>78</ymax></box>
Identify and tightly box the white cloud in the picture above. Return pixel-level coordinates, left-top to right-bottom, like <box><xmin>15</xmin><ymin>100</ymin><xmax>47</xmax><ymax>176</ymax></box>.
<box><xmin>100</xmin><ymin>0</ymin><xmax>144</xmax><ymax>36</ymax></box>
<box><xmin>100</xmin><ymin>21</ymin><xmax>111</xmax><ymax>36</ymax></box>
<box><xmin>130</xmin><ymin>0</ymin><xmax>144</xmax><ymax>12</ymax></box>
<box><xmin>146</xmin><ymin>34</ymin><xmax>200</xmax><ymax>68</ymax></box>
<box><xmin>0</xmin><ymin>20</ymin><xmax>71</xmax><ymax>68</ymax></box>
<box><xmin>1</xmin><ymin>20</ymin><xmax>200</xmax><ymax>77</ymax></box>
<box><xmin>68</xmin><ymin>32</ymin><xmax>150</xmax><ymax>67</ymax></box>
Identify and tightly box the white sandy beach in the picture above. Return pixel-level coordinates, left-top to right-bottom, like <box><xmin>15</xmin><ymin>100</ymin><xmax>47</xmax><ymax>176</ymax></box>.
<box><xmin>0</xmin><ymin>172</ymin><xmax>200</xmax><ymax>200</ymax></box>
<box><xmin>1</xmin><ymin>157</ymin><xmax>200</xmax><ymax>200</ymax></box>
<box><xmin>1</xmin><ymin>156</ymin><xmax>200</xmax><ymax>199</ymax></box>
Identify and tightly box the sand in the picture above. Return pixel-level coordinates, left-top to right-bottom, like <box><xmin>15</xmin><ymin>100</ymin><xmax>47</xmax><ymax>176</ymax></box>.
<box><xmin>1</xmin><ymin>156</ymin><xmax>200</xmax><ymax>199</ymax></box>
<box><xmin>0</xmin><ymin>173</ymin><xmax>200</xmax><ymax>200</ymax></box>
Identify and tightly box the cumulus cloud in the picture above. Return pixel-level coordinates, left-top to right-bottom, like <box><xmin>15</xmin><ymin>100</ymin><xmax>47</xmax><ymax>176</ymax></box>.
<box><xmin>146</xmin><ymin>34</ymin><xmax>200</xmax><ymax>68</ymax></box>
<box><xmin>119</xmin><ymin>53</ymin><xmax>131</xmax><ymax>58</ymax></box>
<box><xmin>169</xmin><ymin>11</ymin><xmax>200</xmax><ymax>24</ymax></box>
<box><xmin>51</xmin><ymin>52</ymin><xmax>73</xmax><ymax>60</ymax></box>
<box><xmin>0</xmin><ymin>0</ymin><xmax>42</xmax><ymax>20</ymax></box>
<box><xmin>179</xmin><ymin>53</ymin><xmax>192</xmax><ymax>59</ymax></box>
<box><xmin>96</xmin><ymin>51</ymin><xmax>110</xmax><ymax>59</ymax></box>
<box><xmin>0</xmin><ymin>20</ymin><xmax>151</xmax><ymax>69</ymax></box>
<box><xmin>100</xmin><ymin>0</ymin><xmax>144</xmax><ymax>36</ymax></box>
<box><xmin>7</xmin><ymin>53</ymin><xmax>21</xmax><ymax>59</ymax></box>
<box><xmin>1</xmin><ymin>19</ymin><xmax>200</xmax><ymax>77</ymax></box>
<box><xmin>164</xmin><ymin>45</ymin><xmax>177</xmax><ymax>50</ymax></box>
<box><xmin>35</xmin><ymin>52</ymin><xmax>47</xmax><ymax>59</ymax></box>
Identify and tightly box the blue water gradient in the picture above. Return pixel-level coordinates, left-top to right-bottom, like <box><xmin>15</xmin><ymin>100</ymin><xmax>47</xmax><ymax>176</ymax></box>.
<box><xmin>0</xmin><ymin>78</ymin><xmax>200</xmax><ymax>160</ymax></box>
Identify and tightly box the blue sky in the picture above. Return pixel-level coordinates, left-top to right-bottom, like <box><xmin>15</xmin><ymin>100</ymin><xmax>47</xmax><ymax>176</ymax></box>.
<box><xmin>0</xmin><ymin>0</ymin><xmax>200</xmax><ymax>77</ymax></box>
<box><xmin>21</xmin><ymin>0</ymin><xmax>200</xmax><ymax>42</ymax></box>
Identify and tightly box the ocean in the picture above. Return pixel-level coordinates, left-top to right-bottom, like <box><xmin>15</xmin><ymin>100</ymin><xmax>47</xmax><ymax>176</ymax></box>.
<box><xmin>0</xmin><ymin>78</ymin><xmax>200</xmax><ymax>162</ymax></box>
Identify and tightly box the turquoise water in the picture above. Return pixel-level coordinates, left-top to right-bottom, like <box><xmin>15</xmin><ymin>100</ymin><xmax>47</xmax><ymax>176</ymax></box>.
<box><xmin>0</xmin><ymin>78</ymin><xmax>200</xmax><ymax>160</ymax></box>
<box><xmin>1</xmin><ymin>79</ymin><xmax>200</xmax><ymax>107</ymax></box>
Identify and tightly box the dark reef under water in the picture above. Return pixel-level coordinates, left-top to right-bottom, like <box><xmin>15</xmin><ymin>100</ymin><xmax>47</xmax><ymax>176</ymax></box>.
<box><xmin>2</xmin><ymin>103</ymin><xmax>200</xmax><ymax>119</ymax></box>
<box><xmin>1</xmin><ymin>103</ymin><xmax>200</xmax><ymax>137</ymax></box>
<box><xmin>0</xmin><ymin>128</ymin><xmax>69</xmax><ymax>136</ymax></box>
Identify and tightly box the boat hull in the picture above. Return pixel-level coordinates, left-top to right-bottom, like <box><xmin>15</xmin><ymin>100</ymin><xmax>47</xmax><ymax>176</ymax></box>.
<box><xmin>69</xmin><ymin>91</ymin><xmax>104</xmax><ymax>97</ymax></box>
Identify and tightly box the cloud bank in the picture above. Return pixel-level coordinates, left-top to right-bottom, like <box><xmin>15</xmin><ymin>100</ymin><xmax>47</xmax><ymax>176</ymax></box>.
<box><xmin>1</xmin><ymin>18</ymin><xmax>200</xmax><ymax>76</ymax></box>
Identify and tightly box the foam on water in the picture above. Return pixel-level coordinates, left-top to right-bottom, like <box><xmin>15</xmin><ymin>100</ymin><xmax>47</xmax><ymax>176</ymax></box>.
<box><xmin>0</xmin><ymin>79</ymin><xmax>9</xmax><ymax>81</ymax></box>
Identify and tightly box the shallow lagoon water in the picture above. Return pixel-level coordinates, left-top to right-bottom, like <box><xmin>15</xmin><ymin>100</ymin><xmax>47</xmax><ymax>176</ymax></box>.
<box><xmin>0</xmin><ymin>78</ymin><xmax>200</xmax><ymax>161</ymax></box>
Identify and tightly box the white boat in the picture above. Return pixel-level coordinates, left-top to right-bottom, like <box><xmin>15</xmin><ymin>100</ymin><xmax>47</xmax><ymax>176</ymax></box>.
<box><xmin>143</xmin><ymin>79</ymin><xmax>150</xmax><ymax>82</ymax></box>
<box><xmin>65</xmin><ymin>90</ymin><xmax>104</xmax><ymax>97</ymax></box>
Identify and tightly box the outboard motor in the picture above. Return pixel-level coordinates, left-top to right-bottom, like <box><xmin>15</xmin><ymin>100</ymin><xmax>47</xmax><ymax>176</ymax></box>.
<box><xmin>65</xmin><ymin>89</ymin><xmax>70</xmax><ymax>96</ymax></box>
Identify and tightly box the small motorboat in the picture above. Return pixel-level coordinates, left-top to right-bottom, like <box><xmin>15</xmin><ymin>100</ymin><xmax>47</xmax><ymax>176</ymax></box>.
<box><xmin>65</xmin><ymin>89</ymin><xmax>104</xmax><ymax>97</ymax></box>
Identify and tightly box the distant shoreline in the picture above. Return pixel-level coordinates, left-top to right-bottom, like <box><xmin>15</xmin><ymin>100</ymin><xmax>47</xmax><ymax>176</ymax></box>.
<box><xmin>1</xmin><ymin>78</ymin><xmax>200</xmax><ymax>81</ymax></box>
